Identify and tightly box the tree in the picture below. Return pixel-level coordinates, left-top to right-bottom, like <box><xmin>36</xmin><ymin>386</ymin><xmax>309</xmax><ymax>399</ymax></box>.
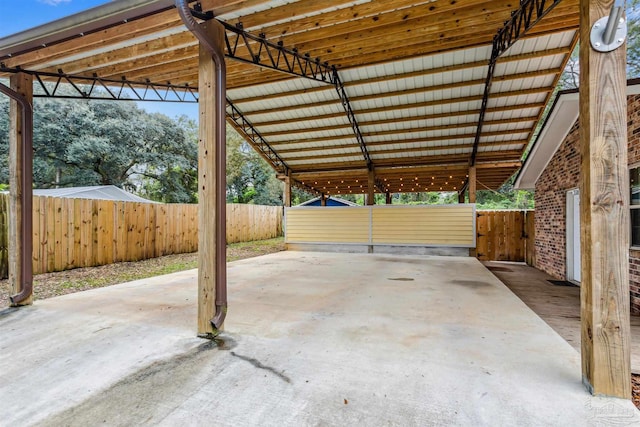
<box><xmin>226</xmin><ymin>125</ymin><xmax>284</xmax><ymax>205</ymax></box>
<box><xmin>0</xmin><ymin>93</ymin><xmax>198</xmax><ymax>203</ymax></box>
<box><xmin>559</xmin><ymin>2</ymin><xmax>639</xmax><ymax>88</ymax></box>
<box><xmin>138</xmin><ymin>115</ymin><xmax>198</xmax><ymax>203</ymax></box>
<box><xmin>629</xmin><ymin>0</ymin><xmax>640</xmax><ymax>76</ymax></box>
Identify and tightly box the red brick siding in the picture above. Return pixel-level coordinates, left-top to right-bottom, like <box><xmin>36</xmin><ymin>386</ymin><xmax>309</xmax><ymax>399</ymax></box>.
<box><xmin>534</xmin><ymin>121</ymin><xmax>580</xmax><ymax>279</ymax></box>
<box><xmin>535</xmin><ymin>94</ymin><xmax>640</xmax><ymax>314</ymax></box>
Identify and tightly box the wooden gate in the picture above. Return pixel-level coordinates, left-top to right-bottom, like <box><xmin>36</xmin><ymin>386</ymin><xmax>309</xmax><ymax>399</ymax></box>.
<box><xmin>476</xmin><ymin>210</ymin><xmax>534</xmax><ymax>262</ymax></box>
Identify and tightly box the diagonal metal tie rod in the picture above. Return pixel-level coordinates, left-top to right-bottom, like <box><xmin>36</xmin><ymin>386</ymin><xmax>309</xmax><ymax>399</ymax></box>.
<box><xmin>332</xmin><ymin>68</ymin><xmax>372</xmax><ymax>169</ymax></box>
<box><xmin>470</xmin><ymin>0</ymin><xmax>564</xmax><ymax>166</ymax></box>
<box><xmin>226</xmin><ymin>97</ymin><xmax>289</xmax><ymax>174</ymax></box>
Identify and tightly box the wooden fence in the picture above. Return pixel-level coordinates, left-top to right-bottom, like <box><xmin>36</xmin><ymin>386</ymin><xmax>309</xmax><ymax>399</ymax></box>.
<box><xmin>476</xmin><ymin>210</ymin><xmax>535</xmax><ymax>264</ymax></box>
<box><xmin>0</xmin><ymin>193</ymin><xmax>283</xmax><ymax>278</ymax></box>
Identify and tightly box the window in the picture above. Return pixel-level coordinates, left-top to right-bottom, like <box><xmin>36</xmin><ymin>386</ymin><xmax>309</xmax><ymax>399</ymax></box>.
<box><xmin>631</xmin><ymin>166</ymin><xmax>640</xmax><ymax>247</ymax></box>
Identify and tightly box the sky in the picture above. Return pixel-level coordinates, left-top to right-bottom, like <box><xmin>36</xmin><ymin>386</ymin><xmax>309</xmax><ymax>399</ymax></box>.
<box><xmin>0</xmin><ymin>0</ymin><xmax>198</xmax><ymax>120</ymax></box>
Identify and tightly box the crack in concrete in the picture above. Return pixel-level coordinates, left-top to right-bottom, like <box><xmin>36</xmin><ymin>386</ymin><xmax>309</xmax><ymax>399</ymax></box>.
<box><xmin>230</xmin><ymin>351</ymin><xmax>291</xmax><ymax>383</ymax></box>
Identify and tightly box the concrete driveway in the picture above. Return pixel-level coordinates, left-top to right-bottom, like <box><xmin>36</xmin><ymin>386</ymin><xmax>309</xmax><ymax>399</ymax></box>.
<box><xmin>1</xmin><ymin>251</ymin><xmax>638</xmax><ymax>426</ymax></box>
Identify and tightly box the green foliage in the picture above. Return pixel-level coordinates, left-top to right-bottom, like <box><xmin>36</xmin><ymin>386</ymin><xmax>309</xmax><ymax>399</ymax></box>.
<box><xmin>470</xmin><ymin>173</ymin><xmax>533</xmax><ymax>209</ymax></box>
<box><xmin>291</xmin><ymin>187</ymin><xmax>315</xmax><ymax>206</ymax></box>
<box><xmin>393</xmin><ymin>192</ymin><xmax>458</xmax><ymax>205</ymax></box>
<box><xmin>629</xmin><ymin>1</ymin><xmax>640</xmax><ymax>77</ymax></box>
<box><xmin>0</xmin><ymin>89</ymin><xmax>289</xmax><ymax>205</ymax></box>
<box><xmin>226</xmin><ymin>125</ymin><xmax>284</xmax><ymax>206</ymax></box>
<box><xmin>138</xmin><ymin>115</ymin><xmax>198</xmax><ymax>203</ymax></box>
<box><xmin>559</xmin><ymin>3</ymin><xmax>640</xmax><ymax>84</ymax></box>
<box><xmin>0</xmin><ymin>92</ymin><xmax>198</xmax><ymax>203</ymax></box>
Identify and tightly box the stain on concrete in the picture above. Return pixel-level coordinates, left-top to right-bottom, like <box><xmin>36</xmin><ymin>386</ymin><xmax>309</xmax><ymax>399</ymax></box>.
<box><xmin>486</xmin><ymin>266</ymin><xmax>513</xmax><ymax>273</ymax></box>
<box><xmin>40</xmin><ymin>339</ymin><xmax>226</xmax><ymax>426</ymax></box>
<box><xmin>230</xmin><ymin>351</ymin><xmax>291</xmax><ymax>383</ymax></box>
<box><xmin>0</xmin><ymin>307</ymin><xmax>19</xmax><ymax>319</ymax></box>
<box><xmin>213</xmin><ymin>335</ymin><xmax>238</xmax><ymax>350</ymax></box>
<box><xmin>388</xmin><ymin>277</ymin><xmax>415</xmax><ymax>281</ymax></box>
<box><xmin>374</xmin><ymin>257</ymin><xmax>425</xmax><ymax>265</ymax></box>
<box><xmin>450</xmin><ymin>280</ymin><xmax>493</xmax><ymax>289</ymax></box>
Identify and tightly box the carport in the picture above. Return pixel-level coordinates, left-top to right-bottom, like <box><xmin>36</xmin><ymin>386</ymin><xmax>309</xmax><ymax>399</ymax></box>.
<box><xmin>0</xmin><ymin>0</ymin><xmax>634</xmax><ymax>404</ymax></box>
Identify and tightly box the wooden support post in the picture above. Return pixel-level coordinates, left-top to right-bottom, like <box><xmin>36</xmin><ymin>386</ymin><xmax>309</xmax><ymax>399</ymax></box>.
<box><xmin>366</xmin><ymin>169</ymin><xmax>375</xmax><ymax>206</ymax></box>
<box><xmin>579</xmin><ymin>0</ymin><xmax>630</xmax><ymax>398</ymax></box>
<box><xmin>197</xmin><ymin>20</ymin><xmax>225</xmax><ymax>336</ymax></box>
<box><xmin>468</xmin><ymin>166</ymin><xmax>477</xmax><ymax>203</ymax></box>
<box><xmin>386</xmin><ymin>192</ymin><xmax>392</xmax><ymax>205</ymax></box>
<box><xmin>9</xmin><ymin>73</ymin><xmax>33</xmax><ymax>306</ymax></box>
<box><xmin>458</xmin><ymin>192</ymin><xmax>465</xmax><ymax>204</ymax></box>
<box><xmin>284</xmin><ymin>170</ymin><xmax>292</xmax><ymax>207</ymax></box>
<box><xmin>320</xmin><ymin>194</ymin><xmax>327</xmax><ymax>206</ymax></box>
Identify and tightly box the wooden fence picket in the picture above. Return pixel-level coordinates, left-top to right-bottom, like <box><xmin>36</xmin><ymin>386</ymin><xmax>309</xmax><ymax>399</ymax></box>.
<box><xmin>0</xmin><ymin>194</ymin><xmax>283</xmax><ymax>279</ymax></box>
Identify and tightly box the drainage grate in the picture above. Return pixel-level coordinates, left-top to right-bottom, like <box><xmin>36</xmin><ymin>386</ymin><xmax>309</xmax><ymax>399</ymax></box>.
<box><xmin>548</xmin><ymin>280</ymin><xmax>579</xmax><ymax>287</ymax></box>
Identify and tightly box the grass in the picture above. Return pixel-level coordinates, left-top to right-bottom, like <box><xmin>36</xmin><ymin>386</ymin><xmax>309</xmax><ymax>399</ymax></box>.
<box><xmin>0</xmin><ymin>237</ymin><xmax>285</xmax><ymax>307</ymax></box>
<box><xmin>61</xmin><ymin>237</ymin><xmax>283</xmax><ymax>289</ymax></box>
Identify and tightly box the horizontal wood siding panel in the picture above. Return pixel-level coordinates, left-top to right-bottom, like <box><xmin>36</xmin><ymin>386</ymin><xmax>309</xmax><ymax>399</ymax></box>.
<box><xmin>372</xmin><ymin>206</ymin><xmax>474</xmax><ymax>246</ymax></box>
<box><xmin>286</xmin><ymin>205</ymin><xmax>475</xmax><ymax>247</ymax></box>
<box><xmin>286</xmin><ymin>208</ymin><xmax>369</xmax><ymax>243</ymax></box>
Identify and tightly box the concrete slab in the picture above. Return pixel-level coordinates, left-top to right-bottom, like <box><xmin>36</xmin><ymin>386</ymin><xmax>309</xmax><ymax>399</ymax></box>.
<box><xmin>1</xmin><ymin>252</ymin><xmax>639</xmax><ymax>426</ymax></box>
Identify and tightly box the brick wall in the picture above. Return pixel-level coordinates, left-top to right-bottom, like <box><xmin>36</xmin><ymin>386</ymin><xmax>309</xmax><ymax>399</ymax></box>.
<box><xmin>535</xmin><ymin>94</ymin><xmax>640</xmax><ymax>314</ymax></box>
<box><xmin>534</xmin><ymin>120</ymin><xmax>580</xmax><ymax>279</ymax></box>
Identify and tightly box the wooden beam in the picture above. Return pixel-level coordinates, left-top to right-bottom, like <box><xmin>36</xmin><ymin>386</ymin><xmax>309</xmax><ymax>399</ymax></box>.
<box><xmin>291</xmin><ymin>161</ymin><xmax>513</xmax><ymax>184</ymax></box>
<box><xmin>2</xmin><ymin>9</ymin><xmax>183</xmax><ymax>69</ymax></box>
<box><xmin>367</xmin><ymin>169</ymin><xmax>375</xmax><ymax>205</ymax></box>
<box><xmin>468</xmin><ymin>166</ymin><xmax>477</xmax><ymax>203</ymax></box>
<box><xmin>579</xmin><ymin>0</ymin><xmax>630</xmax><ymax>398</ymax></box>
<box><xmin>288</xmin><ymin>151</ymin><xmax>521</xmax><ymax>174</ymax></box>
<box><xmin>274</xmin><ymin>6</ymin><xmax>578</xmax><ymax>70</ymax></box>
<box><xmin>8</xmin><ymin>72</ymin><xmax>33</xmax><ymax>306</ymax></box>
<box><xmin>241</xmin><ymin>86</ymin><xmax>550</xmax><ymax>118</ymax></box>
<box><xmin>271</xmin><ymin>129</ymin><xmax>529</xmax><ymax>146</ymax></box>
<box><xmin>284</xmin><ymin>169</ymin><xmax>292</xmax><ymax>207</ymax></box>
<box><xmin>250</xmin><ymin>103</ymin><xmax>544</xmax><ymax>128</ymax></box>
<box><xmin>197</xmin><ymin>20</ymin><xmax>226</xmax><ymax>336</ymax></box>
<box><xmin>260</xmin><ymin>115</ymin><xmax>538</xmax><ymax>138</ymax></box>
<box><xmin>274</xmin><ymin>1</ymin><xmax>567</xmax><ymax>57</ymax></box>
<box><xmin>233</xmin><ymin>66</ymin><xmax>559</xmax><ymax>106</ymax></box>
<box><xmin>280</xmin><ymin>142</ymin><xmax>526</xmax><ymax>162</ymax></box>
<box><xmin>476</xmin><ymin>161</ymin><xmax>522</xmax><ymax>169</ymax></box>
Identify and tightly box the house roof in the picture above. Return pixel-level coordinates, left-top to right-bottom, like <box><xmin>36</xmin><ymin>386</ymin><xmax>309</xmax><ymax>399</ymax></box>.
<box><xmin>0</xmin><ymin>0</ymin><xmax>581</xmax><ymax>195</ymax></box>
<box><xmin>32</xmin><ymin>185</ymin><xmax>156</xmax><ymax>203</ymax></box>
<box><xmin>514</xmin><ymin>80</ymin><xmax>640</xmax><ymax>190</ymax></box>
<box><xmin>297</xmin><ymin>196</ymin><xmax>358</xmax><ymax>207</ymax></box>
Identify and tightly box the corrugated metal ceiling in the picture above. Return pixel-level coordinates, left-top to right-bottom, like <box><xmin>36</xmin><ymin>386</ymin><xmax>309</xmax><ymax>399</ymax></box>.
<box><xmin>0</xmin><ymin>0</ymin><xmax>580</xmax><ymax>194</ymax></box>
